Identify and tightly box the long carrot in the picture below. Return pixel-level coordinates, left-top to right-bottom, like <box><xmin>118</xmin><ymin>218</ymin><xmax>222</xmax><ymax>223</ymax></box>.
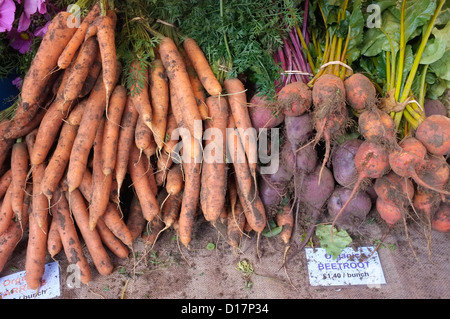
<box><xmin>57</xmin><ymin>2</ymin><xmax>101</xmax><ymax>69</ymax></box>
<box><xmin>53</xmin><ymin>187</ymin><xmax>91</xmax><ymax>285</ymax></box>
<box><xmin>78</xmin><ymin>50</ymin><xmax>102</xmax><ymax>99</ymax></box>
<box><xmin>30</xmin><ymin>99</ymin><xmax>69</xmax><ymax>166</ymax></box>
<box><xmin>25</xmin><ymin>164</ymin><xmax>49</xmax><ymax>290</ymax></box>
<box><xmin>160</xmin><ymin>37</ymin><xmax>203</xmax><ymax>142</ymax></box>
<box><xmin>66</xmin><ymin>189</ymin><xmax>114</xmax><ymax>276</ymax></box>
<box><xmin>102</xmin><ymin>202</ymin><xmax>133</xmax><ymax>249</ymax></box>
<box><xmin>126</xmin><ymin>195</ymin><xmax>147</xmax><ymax>241</ymax></box>
<box><xmin>223</xmin><ymin>78</ymin><xmax>258</xmax><ymax>187</ymax></box>
<box><xmin>149</xmin><ymin>59</ymin><xmax>170</xmax><ymax>151</ymax></box>
<box><xmin>89</xmin><ymin>118</ymin><xmax>112</xmax><ymax>230</ymax></box>
<box><xmin>128</xmin><ymin>143</ymin><xmax>160</xmax><ymax>223</ymax></box>
<box><xmin>0</xmin><ymin>169</ymin><xmax>12</xmax><ymax>199</ymax></box>
<box><xmin>200</xmin><ymin>96</ymin><xmax>229</xmax><ymax>223</ymax></box>
<box><xmin>101</xmin><ymin>85</ymin><xmax>127</xmax><ymax>176</ymax></box>
<box><xmin>178</xmin><ymin>139</ymin><xmax>202</xmax><ymax>248</ymax></box>
<box><xmin>227</xmin><ymin>116</ymin><xmax>267</xmax><ymax>242</ymax></box>
<box><xmin>31</xmin><ymin>162</ymin><xmax>49</xmax><ymax>233</ymax></box>
<box><xmin>0</xmin><ymin>184</ymin><xmax>13</xmax><ymax>236</ymax></box>
<box><xmin>66</xmin><ymin>62</ymin><xmax>121</xmax><ymax>193</ymax></box>
<box><xmin>62</xmin><ymin>36</ymin><xmax>99</xmax><ymax>104</ymax></box>
<box><xmin>40</xmin><ymin>99</ymin><xmax>86</xmax><ymax>200</ymax></box>
<box><xmin>10</xmin><ymin>139</ymin><xmax>29</xmax><ymax>226</ymax></box>
<box><xmin>129</xmin><ymin>60</ymin><xmax>153</xmax><ymax>131</ymax></box>
<box><xmin>182</xmin><ymin>37</ymin><xmax>222</xmax><ymax>97</ymax></box>
<box><xmin>0</xmin><ymin>185</ymin><xmax>30</xmax><ymax>273</ymax></box>
<box><xmin>181</xmin><ymin>47</ymin><xmax>209</xmax><ymax>120</ymax></box>
<box><xmin>115</xmin><ymin>96</ymin><xmax>139</xmax><ymax>198</ymax></box>
<box><xmin>15</xmin><ymin>12</ymin><xmax>77</xmax><ymax>130</ymax></box>
<box><xmin>96</xmin><ymin>10</ymin><xmax>118</xmax><ymax>115</ymax></box>
<box><xmin>95</xmin><ymin>217</ymin><xmax>129</xmax><ymax>259</ymax></box>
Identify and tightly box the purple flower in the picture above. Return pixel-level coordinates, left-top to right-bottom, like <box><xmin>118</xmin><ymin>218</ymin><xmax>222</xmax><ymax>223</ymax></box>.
<box><xmin>18</xmin><ymin>0</ymin><xmax>46</xmax><ymax>32</ymax></box>
<box><xmin>12</xmin><ymin>76</ymin><xmax>22</xmax><ymax>89</ymax></box>
<box><xmin>0</xmin><ymin>0</ymin><xmax>16</xmax><ymax>32</ymax></box>
<box><xmin>33</xmin><ymin>18</ymin><xmax>49</xmax><ymax>36</ymax></box>
<box><xmin>7</xmin><ymin>28</ymin><xmax>32</xmax><ymax>53</ymax></box>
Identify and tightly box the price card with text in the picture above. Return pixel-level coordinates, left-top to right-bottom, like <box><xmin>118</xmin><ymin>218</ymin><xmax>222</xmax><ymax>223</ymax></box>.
<box><xmin>305</xmin><ymin>246</ymin><xmax>386</xmax><ymax>287</ymax></box>
<box><xmin>0</xmin><ymin>262</ymin><xmax>61</xmax><ymax>299</ymax></box>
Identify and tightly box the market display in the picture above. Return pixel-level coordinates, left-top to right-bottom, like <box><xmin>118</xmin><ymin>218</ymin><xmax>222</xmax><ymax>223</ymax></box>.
<box><xmin>0</xmin><ymin>0</ymin><xmax>448</xmax><ymax>294</ymax></box>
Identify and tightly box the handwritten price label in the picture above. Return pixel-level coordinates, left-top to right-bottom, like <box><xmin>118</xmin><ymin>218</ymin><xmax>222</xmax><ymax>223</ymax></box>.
<box><xmin>305</xmin><ymin>247</ymin><xmax>386</xmax><ymax>287</ymax></box>
<box><xmin>0</xmin><ymin>262</ymin><xmax>60</xmax><ymax>299</ymax></box>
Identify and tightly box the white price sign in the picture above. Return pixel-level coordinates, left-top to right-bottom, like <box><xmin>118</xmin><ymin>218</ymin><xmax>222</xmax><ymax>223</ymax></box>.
<box><xmin>305</xmin><ymin>246</ymin><xmax>386</xmax><ymax>287</ymax></box>
<box><xmin>0</xmin><ymin>262</ymin><xmax>61</xmax><ymax>299</ymax></box>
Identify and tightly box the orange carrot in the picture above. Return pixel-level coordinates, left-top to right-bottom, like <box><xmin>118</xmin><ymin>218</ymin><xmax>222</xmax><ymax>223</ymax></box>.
<box><xmin>14</xmin><ymin>12</ymin><xmax>77</xmax><ymax>130</ymax></box>
<box><xmin>89</xmin><ymin>118</ymin><xmax>112</xmax><ymax>230</ymax></box>
<box><xmin>47</xmin><ymin>214</ymin><xmax>62</xmax><ymax>258</ymax></box>
<box><xmin>101</xmin><ymin>85</ymin><xmax>127</xmax><ymax>176</ymax></box>
<box><xmin>57</xmin><ymin>3</ymin><xmax>101</xmax><ymax>69</ymax></box>
<box><xmin>62</xmin><ymin>36</ymin><xmax>99</xmax><ymax>104</ymax></box>
<box><xmin>166</xmin><ymin>163</ymin><xmax>184</xmax><ymax>196</ymax></box>
<box><xmin>149</xmin><ymin>58</ymin><xmax>170</xmax><ymax>151</ymax></box>
<box><xmin>224</xmin><ymin>78</ymin><xmax>257</xmax><ymax>177</ymax></box>
<box><xmin>126</xmin><ymin>195</ymin><xmax>147</xmax><ymax>241</ymax></box>
<box><xmin>0</xmin><ymin>184</ymin><xmax>13</xmax><ymax>236</ymax></box>
<box><xmin>78</xmin><ymin>50</ymin><xmax>102</xmax><ymax>99</ymax></box>
<box><xmin>10</xmin><ymin>139</ymin><xmax>29</xmax><ymax>225</ymax></box>
<box><xmin>95</xmin><ymin>10</ymin><xmax>118</xmax><ymax>112</ymax></box>
<box><xmin>30</xmin><ymin>99</ymin><xmax>69</xmax><ymax>166</ymax></box>
<box><xmin>200</xmin><ymin>96</ymin><xmax>229</xmax><ymax>223</ymax></box>
<box><xmin>163</xmin><ymin>111</ymin><xmax>179</xmax><ymax>155</ymax></box>
<box><xmin>227</xmin><ymin>200</ymin><xmax>246</xmax><ymax>249</ymax></box>
<box><xmin>129</xmin><ymin>60</ymin><xmax>153</xmax><ymax>130</ymax></box>
<box><xmin>155</xmin><ymin>149</ymin><xmax>173</xmax><ymax>186</ymax></box>
<box><xmin>53</xmin><ymin>187</ymin><xmax>91</xmax><ymax>285</ymax></box>
<box><xmin>102</xmin><ymin>202</ymin><xmax>133</xmax><ymax>249</ymax></box>
<box><xmin>227</xmin><ymin>116</ymin><xmax>267</xmax><ymax>235</ymax></box>
<box><xmin>178</xmin><ymin>139</ymin><xmax>202</xmax><ymax>247</ymax></box>
<box><xmin>31</xmin><ymin>162</ymin><xmax>49</xmax><ymax>233</ymax></box>
<box><xmin>276</xmin><ymin>203</ymin><xmax>294</xmax><ymax>245</ymax></box>
<box><xmin>25</xmin><ymin>164</ymin><xmax>49</xmax><ymax>290</ymax></box>
<box><xmin>40</xmin><ymin>100</ymin><xmax>86</xmax><ymax>200</ymax></box>
<box><xmin>66</xmin><ymin>189</ymin><xmax>114</xmax><ymax>276</ymax></box>
<box><xmin>160</xmin><ymin>37</ymin><xmax>203</xmax><ymax>142</ymax></box>
<box><xmin>95</xmin><ymin>217</ymin><xmax>130</xmax><ymax>259</ymax></box>
<box><xmin>182</xmin><ymin>48</ymin><xmax>209</xmax><ymax>120</ymax></box>
<box><xmin>0</xmin><ymin>169</ymin><xmax>12</xmax><ymax>199</ymax></box>
<box><xmin>115</xmin><ymin>96</ymin><xmax>139</xmax><ymax>197</ymax></box>
<box><xmin>182</xmin><ymin>37</ymin><xmax>222</xmax><ymax>96</ymax></box>
<box><xmin>0</xmin><ymin>186</ymin><xmax>30</xmax><ymax>273</ymax></box>
<box><xmin>135</xmin><ymin>114</ymin><xmax>153</xmax><ymax>155</ymax></box>
<box><xmin>128</xmin><ymin>143</ymin><xmax>160</xmax><ymax>223</ymax></box>
<box><xmin>66</xmin><ymin>62</ymin><xmax>121</xmax><ymax>193</ymax></box>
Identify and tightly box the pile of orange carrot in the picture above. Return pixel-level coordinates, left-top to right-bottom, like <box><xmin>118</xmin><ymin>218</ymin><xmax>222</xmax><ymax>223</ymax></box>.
<box><xmin>0</xmin><ymin>2</ymin><xmax>268</xmax><ymax>291</ymax></box>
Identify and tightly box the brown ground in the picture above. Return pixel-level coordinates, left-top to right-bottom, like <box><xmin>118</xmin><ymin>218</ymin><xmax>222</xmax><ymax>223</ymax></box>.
<box><xmin>2</xmin><ymin>204</ymin><xmax>449</xmax><ymax>300</ymax></box>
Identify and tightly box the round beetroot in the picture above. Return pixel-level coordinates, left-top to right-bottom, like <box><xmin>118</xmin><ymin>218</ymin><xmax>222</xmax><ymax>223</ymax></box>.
<box><xmin>424</xmin><ymin>99</ymin><xmax>447</xmax><ymax>117</ymax></box>
<box><xmin>278</xmin><ymin>81</ymin><xmax>312</xmax><ymax>117</ymax></box>
<box><xmin>249</xmin><ymin>94</ymin><xmax>284</xmax><ymax>130</ymax></box>
<box><xmin>327</xmin><ymin>186</ymin><xmax>372</xmax><ymax>228</ymax></box>
<box><xmin>331</xmin><ymin>138</ymin><xmax>363</xmax><ymax>187</ymax></box>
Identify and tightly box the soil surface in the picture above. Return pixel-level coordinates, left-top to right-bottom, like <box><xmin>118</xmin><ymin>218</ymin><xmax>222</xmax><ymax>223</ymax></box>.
<box><xmin>1</xmin><ymin>205</ymin><xmax>449</xmax><ymax>300</ymax></box>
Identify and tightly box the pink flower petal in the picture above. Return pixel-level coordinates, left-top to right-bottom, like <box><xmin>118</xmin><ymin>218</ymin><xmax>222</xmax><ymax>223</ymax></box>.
<box><xmin>33</xmin><ymin>19</ymin><xmax>50</xmax><ymax>37</ymax></box>
<box><xmin>0</xmin><ymin>0</ymin><xmax>16</xmax><ymax>32</ymax></box>
<box><xmin>17</xmin><ymin>11</ymin><xmax>31</xmax><ymax>32</ymax></box>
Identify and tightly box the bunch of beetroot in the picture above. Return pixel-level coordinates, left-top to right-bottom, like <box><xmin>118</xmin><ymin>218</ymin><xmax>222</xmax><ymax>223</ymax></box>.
<box><xmin>249</xmin><ymin>71</ymin><xmax>450</xmax><ymax>261</ymax></box>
